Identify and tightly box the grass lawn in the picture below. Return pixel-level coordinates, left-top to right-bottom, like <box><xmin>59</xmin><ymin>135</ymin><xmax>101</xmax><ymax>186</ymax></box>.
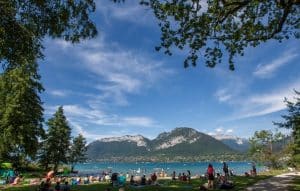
<box><xmin>2</xmin><ymin>175</ymin><xmax>273</xmax><ymax>191</ymax></box>
<box><xmin>289</xmin><ymin>174</ymin><xmax>300</xmax><ymax>191</ymax></box>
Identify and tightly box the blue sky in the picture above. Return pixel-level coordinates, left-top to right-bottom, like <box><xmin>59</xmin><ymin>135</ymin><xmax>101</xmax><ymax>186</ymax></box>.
<box><xmin>41</xmin><ymin>1</ymin><xmax>300</xmax><ymax>142</ymax></box>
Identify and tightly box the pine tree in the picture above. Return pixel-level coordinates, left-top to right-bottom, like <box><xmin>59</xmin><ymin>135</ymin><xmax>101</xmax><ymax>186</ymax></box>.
<box><xmin>69</xmin><ymin>134</ymin><xmax>87</xmax><ymax>172</ymax></box>
<box><xmin>0</xmin><ymin>62</ymin><xmax>44</xmax><ymax>167</ymax></box>
<box><xmin>275</xmin><ymin>90</ymin><xmax>300</xmax><ymax>167</ymax></box>
<box><xmin>45</xmin><ymin>106</ymin><xmax>71</xmax><ymax>172</ymax></box>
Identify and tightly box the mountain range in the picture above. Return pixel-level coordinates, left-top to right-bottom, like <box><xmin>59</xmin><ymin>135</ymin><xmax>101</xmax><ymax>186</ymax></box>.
<box><xmin>87</xmin><ymin>127</ymin><xmax>249</xmax><ymax>162</ymax></box>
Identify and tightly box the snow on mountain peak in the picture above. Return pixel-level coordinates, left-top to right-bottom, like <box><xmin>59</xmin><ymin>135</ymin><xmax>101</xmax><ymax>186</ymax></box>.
<box><xmin>212</xmin><ymin>134</ymin><xmax>244</xmax><ymax>145</ymax></box>
<box><xmin>213</xmin><ymin>134</ymin><xmax>236</xmax><ymax>140</ymax></box>
<box><xmin>236</xmin><ymin>138</ymin><xmax>244</xmax><ymax>145</ymax></box>
<box><xmin>155</xmin><ymin>136</ymin><xmax>185</xmax><ymax>150</ymax></box>
<box><xmin>100</xmin><ymin>135</ymin><xmax>147</xmax><ymax>147</ymax></box>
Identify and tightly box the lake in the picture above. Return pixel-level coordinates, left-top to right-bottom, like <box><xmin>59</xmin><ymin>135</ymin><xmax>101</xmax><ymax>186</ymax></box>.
<box><xmin>75</xmin><ymin>161</ymin><xmax>265</xmax><ymax>176</ymax></box>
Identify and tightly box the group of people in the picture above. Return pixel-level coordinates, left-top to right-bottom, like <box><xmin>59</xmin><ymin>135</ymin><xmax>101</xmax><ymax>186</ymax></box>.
<box><xmin>201</xmin><ymin>162</ymin><xmax>234</xmax><ymax>190</ymax></box>
<box><xmin>171</xmin><ymin>170</ymin><xmax>191</xmax><ymax>182</ymax></box>
<box><xmin>245</xmin><ymin>162</ymin><xmax>257</xmax><ymax>177</ymax></box>
<box><xmin>129</xmin><ymin>172</ymin><xmax>158</xmax><ymax>186</ymax></box>
<box><xmin>37</xmin><ymin>178</ymin><xmax>71</xmax><ymax>191</ymax></box>
<box><xmin>2</xmin><ymin>162</ymin><xmax>260</xmax><ymax>191</ymax></box>
<box><xmin>0</xmin><ymin>169</ymin><xmax>23</xmax><ymax>185</ymax></box>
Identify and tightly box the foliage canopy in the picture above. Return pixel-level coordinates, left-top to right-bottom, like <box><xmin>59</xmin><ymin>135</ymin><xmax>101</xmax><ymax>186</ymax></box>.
<box><xmin>69</xmin><ymin>134</ymin><xmax>87</xmax><ymax>172</ymax></box>
<box><xmin>139</xmin><ymin>0</ymin><xmax>300</xmax><ymax>69</ymax></box>
<box><xmin>0</xmin><ymin>62</ymin><xmax>44</xmax><ymax>167</ymax></box>
<box><xmin>1</xmin><ymin>1</ymin><xmax>299</xmax><ymax>70</ymax></box>
<box><xmin>275</xmin><ymin>90</ymin><xmax>300</xmax><ymax>167</ymax></box>
<box><xmin>0</xmin><ymin>0</ymin><xmax>97</xmax><ymax>70</ymax></box>
<box><xmin>249</xmin><ymin>129</ymin><xmax>285</xmax><ymax>168</ymax></box>
<box><xmin>44</xmin><ymin>106</ymin><xmax>72</xmax><ymax>172</ymax></box>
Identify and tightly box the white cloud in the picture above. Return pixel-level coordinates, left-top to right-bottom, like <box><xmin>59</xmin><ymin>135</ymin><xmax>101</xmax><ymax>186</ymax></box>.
<box><xmin>43</xmin><ymin>36</ymin><xmax>168</xmax><ymax>141</ymax></box>
<box><xmin>214</xmin><ymin>71</ymin><xmax>249</xmax><ymax>104</ymax></box>
<box><xmin>215</xmin><ymin>89</ymin><xmax>232</xmax><ymax>102</ymax></box>
<box><xmin>122</xmin><ymin>117</ymin><xmax>155</xmax><ymax>127</ymax></box>
<box><xmin>226</xmin><ymin>129</ymin><xmax>233</xmax><ymax>134</ymax></box>
<box><xmin>63</xmin><ymin>105</ymin><xmax>106</xmax><ymax>120</ymax></box>
<box><xmin>253</xmin><ymin>50</ymin><xmax>298</xmax><ymax>78</ymax></box>
<box><xmin>71</xmin><ymin>122</ymin><xmax>119</xmax><ymax>143</ymax></box>
<box><xmin>207</xmin><ymin>127</ymin><xmax>235</xmax><ymax>137</ymax></box>
<box><xmin>45</xmin><ymin>104</ymin><xmax>156</xmax><ymax>129</ymax></box>
<box><xmin>54</xmin><ymin>40</ymin><xmax>73</xmax><ymax>49</ymax></box>
<box><xmin>215</xmin><ymin>127</ymin><xmax>224</xmax><ymax>133</ymax></box>
<box><xmin>96</xmin><ymin>1</ymin><xmax>154</xmax><ymax>26</ymax></box>
<box><xmin>48</xmin><ymin>89</ymin><xmax>68</xmax><ymax>97</ymax></box>
<box><xmin>52</xmin><ymin>38</ymin><xmax>173</xmax><ymax>107</ymax></box>
<box><xmin>231</xmin><ymin>80</ymin><xmax>300</xmax><ymax>119</ymax></box>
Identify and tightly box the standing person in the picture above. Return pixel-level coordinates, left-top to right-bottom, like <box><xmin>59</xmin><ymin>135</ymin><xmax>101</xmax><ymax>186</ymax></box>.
<box><xmin>223</xmin><ymin>162</ymin><xmax>229</xmax><ymax>181</ymax></box>
<box><xmin>187</xmin><ymin>170</ymin><xmax>191</xmax><ymax>183</ymax></box>
<box><xmin>252</xmin><ymin>162</ymin><xmax>257</xmax><ymax>176</ymax></box>
<box><xmin>207</xmin><ymin>163</ymin><xmax>215</xmax><ymax>189</ymax></box>
<box><xmin>172</xmin><ymin>171</ymin><xmax>176</xmax><ymax>181</ymax></box>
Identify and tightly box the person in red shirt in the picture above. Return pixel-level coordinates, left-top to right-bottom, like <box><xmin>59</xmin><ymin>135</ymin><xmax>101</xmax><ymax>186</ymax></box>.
<box><xmin>207</xmin><ymin>164</ymin><xmax>215</xmax><ymax>189</ymax></box>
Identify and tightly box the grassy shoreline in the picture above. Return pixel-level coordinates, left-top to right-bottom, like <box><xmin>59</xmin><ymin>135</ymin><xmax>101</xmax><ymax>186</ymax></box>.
<box><xmin>1</xmin><ymin>171</ymin><xmax>282</xmax><ymax>191</ymax></box>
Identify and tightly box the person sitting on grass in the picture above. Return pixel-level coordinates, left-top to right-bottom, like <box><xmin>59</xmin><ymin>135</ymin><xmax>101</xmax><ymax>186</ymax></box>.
<box><xmin>83</xmin><ymin>175</ymin><xmax>89</xmax><ymax>184</ymax></box>
<box><xmin>147</xmin><ymin>177</ymin><xmax>152</xmax><ymax>185</ymax></box>
<box><xmin>111</xmin><ymin>173</ymin><xmax>118</xmax><ymax>187</ymax></box>
<box><xmin>151</xmin><ymin>173</ymin><xmax>157</xmax><ymax>184</ymax></box>
<box><xmin>182</xmin><ymin>173</ymin><xmax>187</xmax><ymax>182</ymax></box>
<box><xmin>199</xmin><ymin>184</ymin><xmax>208</xmax><ymax>191</ymax></box>
<box><xmin>216</xmin><ymin>173</ymin><xmax>225</xmax><ymax>185</ymax></box>
<box><xmin>44</xmin><ymin>178</ymin><xmax>51</xmax><ymax>191</ymax></box>
<box><xmin>229</xmin><ymin>169</ymin><xmax>234</xmax><ymax>176</ymax></box>
<box><xmin>11</xmin><ymin>175</ymin><xmax>22</xmax><ymax>185</ymax></box>
<box><xmin>54</xmin><ymin>181</ymin><xmax>61</xmax><ymax>191</ymax></box>
<box><xmin>130</xmin><ymin>175</ymin><xmax>134</xmax><ymax>185</ymax></box>
<box><xmin>62</xmin><ymin>181</ymin><xmax>70</xmax><ymax>191</ymax></box>
<box><xmin>178</xmin><ymin>173</ymin><xmax>182</xmax><ymax>181</ymax></box>
<box><xmin>141</xmin><ymin>175</ymin><xmax>146</xmax><ymax>185</ymax></box>
<box><xmin>37</xmin><ymin>181</ymin><xmax>44</xmax><ymax>191</ymax></box>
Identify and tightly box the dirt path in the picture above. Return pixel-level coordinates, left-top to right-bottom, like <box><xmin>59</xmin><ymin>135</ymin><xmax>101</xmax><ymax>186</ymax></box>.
<box><xmin>245</xmin><ymin>172</ymin><xmax>299</xmax><ymax>191</ymax></box>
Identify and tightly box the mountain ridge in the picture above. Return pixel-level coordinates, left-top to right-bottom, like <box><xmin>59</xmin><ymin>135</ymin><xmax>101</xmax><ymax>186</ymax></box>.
<box><xmin>87</xmin><ymin>127</ymin><xmax>248</xmax><ymax>161</ymax></box>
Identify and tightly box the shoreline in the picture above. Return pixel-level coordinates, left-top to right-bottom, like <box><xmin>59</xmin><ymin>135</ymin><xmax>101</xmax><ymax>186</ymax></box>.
<box><xmin>1</xmin><ymin>169</ymin><xmax>295</xmax><ymax>191</ymax></box>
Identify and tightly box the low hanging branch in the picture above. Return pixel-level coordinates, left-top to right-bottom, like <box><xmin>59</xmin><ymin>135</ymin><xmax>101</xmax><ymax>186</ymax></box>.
<box><xmin>137</xmin><ymin>0</ymin><xmax>300</xmax><ymax>70</ymax></box>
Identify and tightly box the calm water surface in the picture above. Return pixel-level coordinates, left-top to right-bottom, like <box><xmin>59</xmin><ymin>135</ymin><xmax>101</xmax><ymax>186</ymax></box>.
<box><xmin>75</xmin><ymin>161</ymin><xmax>265</xmax><ymax>176</ymax></box>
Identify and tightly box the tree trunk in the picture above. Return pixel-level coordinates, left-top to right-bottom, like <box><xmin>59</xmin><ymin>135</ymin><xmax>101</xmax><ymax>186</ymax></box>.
<box><xmin>54</xmin><ymin>162</ymin><xmax>58</xmax><ymax>173</ymax></box>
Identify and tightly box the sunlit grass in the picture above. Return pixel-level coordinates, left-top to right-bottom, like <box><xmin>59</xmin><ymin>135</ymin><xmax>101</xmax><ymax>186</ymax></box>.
<box><xmin>2</xmin><ymin>174</ymin><xmax>275</xmax><ymax>191</ymax></box>
<box><xmin>2</xmin><ymin>169</ymin><xmax>287</xmax><ymax>191</ymax></box>
<box><xmin>289</xmin><ymin>174</ymin><xmax>300</xmax><ymax>191</ymax></box>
